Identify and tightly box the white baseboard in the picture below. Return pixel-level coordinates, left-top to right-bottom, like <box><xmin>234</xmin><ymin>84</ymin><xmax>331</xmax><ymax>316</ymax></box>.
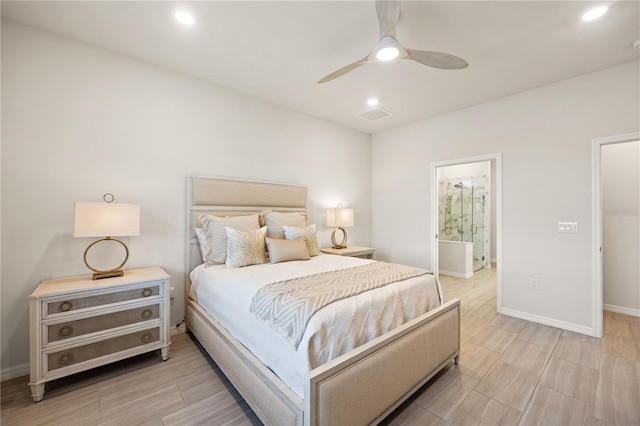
<box><xmin>1</xmin><ymin>362</ymin><xmax>29</xmax><ymax>382</ymax></box>
<box><xmin>604</xmin><ymin>304</ymin><xmax>640</xmax><ymax>318</ymax></box>
<box><xmin>439</xmin><ymin>270</ymin><xmax>473</xmax><ymax>279</ymax></box>
<box><xmin>499</xmin><ymin>307</ymin><xmax>595</xmax><ymax>337</ymax></box>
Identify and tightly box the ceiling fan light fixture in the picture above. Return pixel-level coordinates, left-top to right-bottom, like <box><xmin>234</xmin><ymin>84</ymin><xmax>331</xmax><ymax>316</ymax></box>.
<box><xmin>376</xmin><ymin>47</ymin><xmax>400</xmax><ymax>61</ymax></box>
<box><xmin>318</xmin><ymin>1</ymin><xmax>468</xmax><ymax>83</ymax></box>
<box><xmin>369</xmin><ymin>36</ymin><xmax>407</xmax><ymax>62</ymax></box>
<box><xmin>581</xmin><ymin>6</ymin><xmax>608</xmax><ymax>22</ymax></box>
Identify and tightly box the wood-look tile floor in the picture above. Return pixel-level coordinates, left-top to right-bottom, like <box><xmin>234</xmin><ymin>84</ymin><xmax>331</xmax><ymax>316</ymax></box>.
<box><xmin>2</xmin><ymin>266</ymin><xmax>639</xmax><ymax>425</ymax></box>
<box><xmin>383</xmin><ymin>268</ymin><xmax>640</xmax><ymax>426</ymax></box>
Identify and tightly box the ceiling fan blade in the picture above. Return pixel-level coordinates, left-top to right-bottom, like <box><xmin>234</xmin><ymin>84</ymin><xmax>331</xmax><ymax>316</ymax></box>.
<box><xmin>375</xmin><ymin>0</ymin><xmax>401</xmax><ymax>39</ymax></box>
<box><xmin>404</xmin><ymin>49</ymin><xmax>469</xmax><ymax>70</ymax></box>
<box><xmin>318</xmin><ymin>56</ymin><xmax>373</xmax><ymax>84</ymax></box>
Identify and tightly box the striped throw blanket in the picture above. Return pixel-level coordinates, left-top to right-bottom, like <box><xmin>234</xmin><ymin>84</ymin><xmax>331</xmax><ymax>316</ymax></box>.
<box><xmin>250</xmin><ymin>262</ymin><xmax>428</xmax><ymax>348</ymax></box>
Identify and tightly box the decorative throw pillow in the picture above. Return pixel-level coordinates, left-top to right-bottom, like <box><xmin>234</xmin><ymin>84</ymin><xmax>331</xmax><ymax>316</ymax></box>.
<box><xmin>262</xmin><ymin>211</ymin><xmax>306</xmax><ymax>239</ymax></box>
<box><xmin>265</xmin><ymin>237</ymin><xmax>310</xmax><ymax>264</ymax></box>
<box><xmin>225</xmin><ymin>226</ymin><xmax>267</xmax><ymax>268</ymax></box>
<box><xmin>199</xmin><ymin>214</ymin><xmax>260</xmax><ymax>264</ymax></box>
<box><xmin>283</xmin><ymin>224</ymin><xmax>320</xmax><ymax>256</ymax></box>
<box><xmin>194</xmin><ymin>227</ymin><xmax>208</xmax><ymax>262</ymax></box>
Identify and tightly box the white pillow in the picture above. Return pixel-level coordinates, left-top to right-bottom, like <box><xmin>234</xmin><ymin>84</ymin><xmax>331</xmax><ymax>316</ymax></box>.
<box><xmin>265</xmin><ymin>237</ymin><xmax>310</xmax><ymax>264</ymax></box>
<box><xmin>194</xmin><ymin>227</ymin><xmax>208</xmax><ymax>262</ymax></box>
<box><xmin>225</xmin><ymin>226</ymin><xmax>267</xmax><ymax>268</ymax></box>
<box><xmin>262</xmin><ymin>211</ymin><xmax>306</xmax><ymax>239</ymax></box>
<box><xmin>283</xmin><ymin>224</ymin><xmax>320</xmax><ymax>256</ymax></box>
<box><xmin>199</xmin><ymin>213</ymin><xmax>260</xmax><ymax>264</ymax></box>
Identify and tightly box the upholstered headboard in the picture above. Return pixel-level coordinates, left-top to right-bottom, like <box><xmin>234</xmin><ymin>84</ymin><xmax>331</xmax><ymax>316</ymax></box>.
<box><xmin>185</xmin><ymin>176</ymin><xmax>307</xmax><ymax>296</ymax></box>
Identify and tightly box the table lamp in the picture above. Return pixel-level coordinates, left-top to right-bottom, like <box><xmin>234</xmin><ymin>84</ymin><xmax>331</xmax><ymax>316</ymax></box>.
<box><xmin>73</xmin><ymin>194</ymin><xmax>140</xmax><ymax>279</ymax></box>
<box><xmin>326</xmin><ymin>204</ymin><xmax>354</xmax><ymax>249</ymax></box>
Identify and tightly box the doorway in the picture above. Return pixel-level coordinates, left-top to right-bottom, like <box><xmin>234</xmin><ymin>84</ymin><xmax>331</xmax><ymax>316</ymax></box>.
<box><xmin>430</xmin><ymin>153</ymin><xmax>503</xmax><ymax>312</ymax></box>
<box><xmin>592</xmin><ymin>133</ymin><xmax>640</xmax><ymax>337</ymax></box>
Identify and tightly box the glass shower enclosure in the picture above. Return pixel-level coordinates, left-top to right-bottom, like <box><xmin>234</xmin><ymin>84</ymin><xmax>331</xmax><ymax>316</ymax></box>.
<box><xmin>439</xmin><ymin>182</ymin><xmax>487</xmax><ymax>271</ymax></box>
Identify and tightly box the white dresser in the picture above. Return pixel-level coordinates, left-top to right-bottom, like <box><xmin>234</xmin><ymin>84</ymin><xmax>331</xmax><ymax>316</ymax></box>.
<box><xmin>28</xmin><ymin>267</ymin><xmax>171</xmax><ymax>402</ymax></box>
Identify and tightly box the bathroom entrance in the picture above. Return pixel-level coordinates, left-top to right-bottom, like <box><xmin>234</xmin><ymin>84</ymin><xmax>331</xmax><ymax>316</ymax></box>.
<box><xmin>434</xmin><ymin>159</ymin><xmax>495</xmax><ymax>279</ymax></box>
<box><xmin>430</xmin><ymin>153</ymin><xmax>502</xmax><ymax>314</ymax></box>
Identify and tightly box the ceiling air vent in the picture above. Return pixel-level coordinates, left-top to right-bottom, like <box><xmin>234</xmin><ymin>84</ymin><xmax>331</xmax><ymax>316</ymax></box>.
<box><xmin>357</xmin><ymin>107</ymin><xmax>391</xmax><ymax>121</ymax></box>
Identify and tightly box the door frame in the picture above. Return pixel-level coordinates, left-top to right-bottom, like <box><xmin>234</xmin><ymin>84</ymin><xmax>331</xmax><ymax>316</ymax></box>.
<box><xmin>591</xmin><ymin>132</ymin><xmax>640</xmax><ymax>337</ymax></box>
<box><xmin>430</xmin><ymin>153</ymin><xmax>503</xmax><ymax>311</ymax></box>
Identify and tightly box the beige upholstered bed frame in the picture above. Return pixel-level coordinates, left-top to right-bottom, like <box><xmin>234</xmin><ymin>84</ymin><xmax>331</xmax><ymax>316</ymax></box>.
<box><xmin>185</xmin><ymin>176</ymin><xmax>460</xmax><ymax>425</ymax></box>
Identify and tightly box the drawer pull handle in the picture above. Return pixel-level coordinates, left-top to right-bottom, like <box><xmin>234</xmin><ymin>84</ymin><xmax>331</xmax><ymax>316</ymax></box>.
<box><xmin>141</xmin><ymin>332</ymin><xmax>152</xmax><ymax>343</ymax></box>
<box><xmin>141</xmin><ymin>288</ymin><xmax>153</xmax><ymax>297</ymax></box>
<box><xmin>141</xmin><ymin>309</ymin><xmax>153</xmax><ymax>319</ymax></box>
<box><xmin>59</xmin><ymin>326</ymin><xmax>74</xmax><ymax>337</ymax></box>
<box><xmin>58</xmin><ymin>352</ymin><xmax>73</xmax><ymax>365</ymax></box>
<box><xmin>59</xmin><ymin>301</ymin><xmax>73</xmax><ymax>312</ymax></box>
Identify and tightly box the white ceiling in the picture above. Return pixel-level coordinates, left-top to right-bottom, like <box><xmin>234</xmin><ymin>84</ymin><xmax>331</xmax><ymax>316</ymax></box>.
<box><xmin>2</xmin><ymin>1</ymin><xmax>639</xmax><ymax>134</ymax></box>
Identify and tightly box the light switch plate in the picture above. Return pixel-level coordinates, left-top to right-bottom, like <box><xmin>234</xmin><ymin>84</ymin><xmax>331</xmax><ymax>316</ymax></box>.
<box><xmin>558</xmin><ymin>222</ymin><xmax>579</xmax><ymax>233</ymax></box>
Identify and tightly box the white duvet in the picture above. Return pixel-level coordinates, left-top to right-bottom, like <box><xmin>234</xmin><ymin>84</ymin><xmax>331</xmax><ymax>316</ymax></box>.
<box><xmin>189</xmin><ymin>254</ymin><xmax>442</xmax><ymax>398</ymax></box>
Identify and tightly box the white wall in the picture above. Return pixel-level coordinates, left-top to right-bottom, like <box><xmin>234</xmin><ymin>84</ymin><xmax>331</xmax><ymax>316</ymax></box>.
<box><xmin>602</xmin><ymin>141</ymin><xmax>640</xmax><ymax>315</ymax></box>
<box><xmin>372</xmin><ymin>60</ymin><xmax>640</xmax><ymax>334</ymax></box>
<box><xmin>0</xmin><ymin>21</ymin><xmax>372</xmax><ymax>377</ymax></box>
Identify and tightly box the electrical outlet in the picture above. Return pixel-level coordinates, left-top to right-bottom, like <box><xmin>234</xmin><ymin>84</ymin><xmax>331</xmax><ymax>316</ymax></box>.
<box><xmin>530</xmin><ymin>278</ymin><xmax>539</xmax><ymax>290</ymax></box>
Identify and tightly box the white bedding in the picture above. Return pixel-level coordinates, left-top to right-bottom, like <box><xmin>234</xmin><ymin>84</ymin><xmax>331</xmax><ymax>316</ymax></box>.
<box><xmin>189</xmin><ymin>254</ymin><xmax>443</xmax><ymax>398</ymax></box>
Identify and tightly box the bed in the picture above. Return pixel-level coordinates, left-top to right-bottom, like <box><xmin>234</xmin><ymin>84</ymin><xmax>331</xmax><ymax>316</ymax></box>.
<box><xmin>184</xmin><ymin>176</ymin><xmax>460</xmax><ymax>425</ymax></box>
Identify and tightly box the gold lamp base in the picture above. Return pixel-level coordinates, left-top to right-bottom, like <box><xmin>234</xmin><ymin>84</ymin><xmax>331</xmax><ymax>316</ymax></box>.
<box><xmin>331</xmin><ymin>227</ymin><xmax>348</xmax><ymax>249</ymax></box>
<box><xmin>92</xmin><ymin>270</ymin><xmax>124</xmax><ymax>280</ymax></box>
<box><xmin>83</xmin><ymin>237</ymin><xmax>129</xmax><ymax>280</ymax></box>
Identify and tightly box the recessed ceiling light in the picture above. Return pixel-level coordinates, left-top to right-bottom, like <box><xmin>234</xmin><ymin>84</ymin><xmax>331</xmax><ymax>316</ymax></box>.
<box><xmin>581</xmin><ymin>6</ymin><xmax>608</xmax><ymax>22</ymax></box>
<box><xmin>367</xmin><ymin>98</ymin><xmax>379</xmax><ymax>107</ymax></box>
<box><xmin>174</xmin><ymin>10</ymin><xmax>195</xmax><ymax>25</ymax></box>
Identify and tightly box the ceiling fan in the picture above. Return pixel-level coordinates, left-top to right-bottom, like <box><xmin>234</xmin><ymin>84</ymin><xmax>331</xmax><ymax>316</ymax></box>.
<box><xmin>318</xmin><ymin>0</ymin><xmax>469</xmax><ymax>84</ymax></box>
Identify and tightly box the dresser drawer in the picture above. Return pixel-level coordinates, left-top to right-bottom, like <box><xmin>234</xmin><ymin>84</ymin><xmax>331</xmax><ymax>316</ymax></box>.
<box><xmin>47</xmin><ymin>327</ymin><xmax>160</xmax><ymax>372</ymax></box>
<box><xmin>46</xmin><ymin>284</ymin><xmax>160</xmax><ymax>315</ymax></box>
<box><xmin>353</xmin><ymin>253</ymin><xmax>374</xmax><ymax>259</ymax></box>
<box><xmin>47</xmin><ymin>305</ymin><xmax>160</xmax><ymax>343</ymax></box>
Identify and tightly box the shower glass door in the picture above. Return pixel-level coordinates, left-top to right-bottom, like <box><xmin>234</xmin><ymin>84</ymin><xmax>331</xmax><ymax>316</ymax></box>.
<box><xmin>470</xmin><ymin>186</ymin><xmax>485</xmax><ymax>271</ymax></box>
<box><xmin>438</xmin><ymin>180</ymin><xmax>488</xmax><ymax>271</ymax></box>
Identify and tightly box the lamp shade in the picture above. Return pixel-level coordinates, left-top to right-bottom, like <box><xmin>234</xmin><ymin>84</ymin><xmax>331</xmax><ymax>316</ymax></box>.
<box><xmin>326</xmin><ymin>207</ymin><xmax>354</xmax><ymax>227</ymax></box>
<box><xmin>74</xmin><ymin>202</ymin><xmax>140</xmax><ymax>237</ymax></box>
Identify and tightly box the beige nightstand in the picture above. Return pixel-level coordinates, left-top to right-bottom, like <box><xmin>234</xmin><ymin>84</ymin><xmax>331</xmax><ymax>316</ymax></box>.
<box><xmin>320</xmin><ymin>246</ymin><xmax>375</xmax><ymax>259</ymax></box>
<box><xmin>28</xmin><ymin>267</ymin><xmax>171</xmax><ymax>402</ymax></box>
